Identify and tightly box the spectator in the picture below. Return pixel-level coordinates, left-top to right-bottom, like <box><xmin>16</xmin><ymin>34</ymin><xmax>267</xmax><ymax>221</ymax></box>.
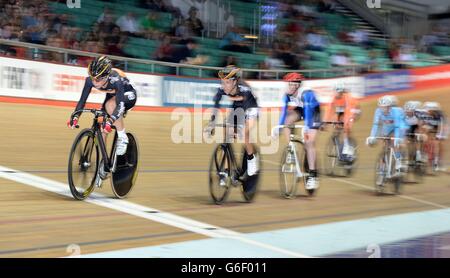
<box><xmin>277</xmin><ymin>42</ymin><xmax>300</xmax><ymax>70</ymax></box>
<box><xmin>105</xmin><ymin>26</ymin><xmax>125</xmax><ymax>56</ymax></box>
<box><xmin>318</xmin><ymin>0</ymin><xmax>336</xmax><ymax>13</ymax></box>
<box><xmin>305</xmin><ymin>28</ymin><xmax>328</xmax><ymax>51</ymax></box>
<box><xmin>141</xmin><ymin>0</ymin><xmax>169</xmax><ymax>12</ymax></box>
<box><xmin>220</xmin><ymin>26</ymin><xmax>244</xmax><ymax>49</ymax></box>
<box><xmin>264</xmin><ymin>48</ymin><xmax>285</xmax><ymax>79</ymax></box>
<box><xmin>171</xmin><ymin>38</ymin><xmax>207</xmax><ymax>65</ymax></box>
<box><xmin>169</xmin><ymin>0</ymin><xmax>197</xmax><ymax>19</ymax></box>
<box><xmin>185</xmin><ymin>7</ymin><xmax>204</xmax><ymax>37</ymax></box>
<box><xmin>154</xmin><ymin>34</ymin><xmax>174</xmax><ymax>62</ymax></box>
<box><xmin>116</xmin><ymin>12</ymin><xmax>140</xmax><ymax>36</ymax></box>
<box><xmin>223</xmin><ymin>10</ymin><xmax>235</xmax><ymax>34</ymax></box>
<box><xmin>398</xmin><ymin>45</ymin><xmax>416</xmax><ymax>68</ymax></box>
<box><xmin>98</xmin><ymin>11</ymin><xmax>118</xmax><ymax>34</ymax></box>
<box><xmin>220</xmin><ymin>55</ymin><xmax>238</xmax><ymax>67</ymax></box>
<box><xmin>22</xmin><ymin>6</ymin><xmax>47</xmax><ymax>44</ymax></box>
<box><xmin>174</xmin><ymin>19</ymin><xmax>192</xmax><ymax>40</ymax></box>
<box><xmin>140</xmin><ymin>11</ymin><xmax>160</xmax><ymax>39</ymax></box>
<box><xmin>97</xmin><ymin>7</ymin><xmax>114</xmax><ymax>23</ymax></box>
<box><xmin>331</xmin><ymin>52</ymin><xmax>352</xmax><ymax>67</ymax></box>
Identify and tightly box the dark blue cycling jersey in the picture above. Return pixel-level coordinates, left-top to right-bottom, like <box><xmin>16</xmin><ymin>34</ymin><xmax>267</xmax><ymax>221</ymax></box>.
<box><xmin>74</xmin><ymin>68</ymin><xmax>136</xmax><ymax>121</ymax></box>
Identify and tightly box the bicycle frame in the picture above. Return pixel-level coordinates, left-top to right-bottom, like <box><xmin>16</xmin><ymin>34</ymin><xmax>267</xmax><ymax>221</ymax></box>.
<box><xmin>272</xmin><ymin>124</ymin><xmax>306</xmax><ymax>178</ymax></box>
<box><xmin>376</xmin><ymin>137</ymin><xmax>399</xmax><ymax>179</ymax></box>
<box><xmin>71</xmin><ymin>109</ymin><xmax>118</xmax><ymax>174</ymax></box>
<box><xmin>213</xmin><ymin>123</ymin><xmax>245</xmax><ymax>181</ymax></box>
<box><xmin>323</xmin><ymin>122</ymin><xmax>346</xmax><ymax>161</ymax></box>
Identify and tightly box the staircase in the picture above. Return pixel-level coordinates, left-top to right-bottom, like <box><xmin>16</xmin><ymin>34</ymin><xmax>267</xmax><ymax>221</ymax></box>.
<box><xmin>334</xmin><ymin>2</ymin><xmax>388</xmax><ymax>41</ymax></box>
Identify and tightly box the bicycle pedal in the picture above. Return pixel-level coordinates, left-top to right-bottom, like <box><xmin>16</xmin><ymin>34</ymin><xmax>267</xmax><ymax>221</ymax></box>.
<box><xmin>94</xmin><ymin>174</ymin><xmax>103</xmax><ymax>188</ymax></box>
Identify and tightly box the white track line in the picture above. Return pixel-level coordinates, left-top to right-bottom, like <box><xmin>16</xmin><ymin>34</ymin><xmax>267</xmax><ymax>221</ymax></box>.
<box><xmin>262</xmin><ymin>159</ymin><xmax>448</xmax><ymax>209</ymax></box>
<box><xmin>331</xmin><ymin>178</ymin><xmax>448</xmax><ymax>209</ymax></box>
<box><xmin>0</xmin><ymin>165</ymin><xmax>310</xmax><ymax>258</ymax></box>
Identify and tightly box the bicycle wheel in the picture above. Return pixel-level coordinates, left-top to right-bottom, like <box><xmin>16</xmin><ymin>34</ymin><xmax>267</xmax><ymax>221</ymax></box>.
<box><xmin>279</xmin><ymin>146</ymin><xmax>298</xmax><ymax>199</ymax></box>
<box><xmin>301</xmin><ymin>150</ymin><xmax>316</xmax><ymax>196</ymax></box>
<box><xmin>324</xmin><ymin>137</ymin><xmax>338</xmax><ymax>177</ymax></box>
<box><xmin>374</xmin><ymin>152</ymin><xmax>387</xmax><ymax>195</ymax></box>
<box><xmin>344</xmin><ymin>137</ymin><xmax>358</xmax><ymax>177</ymax></box>
<box><xmin>68</xmin><ymin>129</ymin><xmax>99</xmax><ymax>200</ymax></box>
<box><xmin>209</xmin><ymin>144</ymin><xmax>231</xmax><ymax>205</ymax></box>
<box><xmin>390</xmin><ymin>154</ymin><xmax>403</xmax><ymax>194</ymax></box>
<box><xmin>241</xmin><ymin>145</ymin><xmax>261</xmax><ymax>202</ymax></box>
<box><xmin>111</xmin><ymin>132</ymin><xmax>139</xmax><ymax>199</ymax></box>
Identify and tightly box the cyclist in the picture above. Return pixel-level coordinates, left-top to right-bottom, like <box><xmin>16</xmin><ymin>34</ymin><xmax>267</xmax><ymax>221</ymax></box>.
<box><xmin>207</xmin><ymin>65</ymin><xmax>259</xmax><ymax>176</ymax></box>
<box><xmin>421</xmin><ymin>101</ymin><xmax>448</xmax><ymax>171</ymax></box>
<box><xmin>404</xmin><ymin>101</ymin><xmax>426</xmax><ymax>163</ymax></box>
<box><xmin>276</xmin><ymin>72</ymin><xmax>321</xmax><ymax>190</ymax></box>
<box><xmin>366</xmin><ymin>95</ymin><xmax>407</xmax><ymax>179</ymax></box>
<box><xmin>324</xmin><ymin>83</ymin><xmax>361</xmax><ymax>160</ymax></box>
<box><xmin>67</xmin><ymin>55</ymin><xmax>137</xmax><ymax>156</ymax></box>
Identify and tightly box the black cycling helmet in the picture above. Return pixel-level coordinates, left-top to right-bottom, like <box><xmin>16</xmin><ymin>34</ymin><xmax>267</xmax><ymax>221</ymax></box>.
<box><xmin>88</xmin><ymin>55</ymin><xmax>112</xmax><ymax>80</ymax></box>
<box><xmin>218</xmin><ymin>65</ymin><xmax>241</xmax><ymax>80</ymax></box>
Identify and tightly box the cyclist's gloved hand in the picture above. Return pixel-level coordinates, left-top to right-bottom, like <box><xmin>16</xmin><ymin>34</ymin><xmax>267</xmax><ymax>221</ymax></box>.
<box><xmin>203</xmin><ymin>123</ymin><xmax>215</xmax><ymax>136</ymax></box>
<box><xmin>67</xmin><ymin>116</ymin><xmax>78</xmax><ymax>129</ymax></box>
<box><xmin>393</xmin><ymin>138</ymin><xmax>403</xmax><ymax>148</ymax></box>
<box><xmin>272</xmin><ymin>127</ymin><xmax>281</xmax><ymax>138</ymax></box>
<box><xmin>436</xmin><ymin>134</ymin><xmax>447</xmax><ymax>140</ymax></box>
<box><xmin>366</xmin><ymin>137</ymin><xmax>376</xmax><ymax>146</ymax></box>
<box><xmin>418</xmin><ymin>134</ymin><xmax>428</xmax><ymax>142</ymax></box>
<box><xmin>103</xmin><ymin>120</ymin><xmax>113</xmax><ymax>134</ymax></box>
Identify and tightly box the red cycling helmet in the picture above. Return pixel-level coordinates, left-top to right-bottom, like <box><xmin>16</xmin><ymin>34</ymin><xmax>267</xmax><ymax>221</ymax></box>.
<box><xmin>283</xmin><ymin>72</ymin><xmax>304</xmax><ymax>82</ymax></box>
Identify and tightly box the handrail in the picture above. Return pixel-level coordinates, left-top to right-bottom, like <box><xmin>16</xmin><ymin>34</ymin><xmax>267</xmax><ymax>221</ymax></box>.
<box><xmin>1</xmin><ymin>38</ymin><xmax>449</xmax><ymax>79</ymax></box>
<box><xmin>0</xmin><ymin>38</ymin><xmax>366</xmax><ymax>78</ymax></box>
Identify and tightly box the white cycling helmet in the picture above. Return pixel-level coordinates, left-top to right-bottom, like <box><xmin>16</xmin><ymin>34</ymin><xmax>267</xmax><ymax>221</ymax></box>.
<box><xmin>378</xmin><ymin>95</ymin><xmax>395</xmax><ymax>107</ymax></box>
<box><xmin>335</xmin><ymin>83</ymin><xmax>346</xmax><ymax>93</ymax></box>
<box><xmin>388</xmin><ymin>95</ymin><xmax>399</xmax><ymax>106</ymax></box>
<box><xmin>423</xmin><ymin>101</ymin><xmax>441</xmax><ymax>111</ymax></box>
<box><xmin>404</xmin><ymin>101</ymin><xmax>422</xmax><ymax>112</ymax></box>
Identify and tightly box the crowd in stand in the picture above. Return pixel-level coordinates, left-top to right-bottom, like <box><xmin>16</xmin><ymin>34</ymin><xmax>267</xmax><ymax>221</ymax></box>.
<box><xmin>1</xmin><ymin>0</ymin><xmax>449</xmax><ymax>75</ymax></box>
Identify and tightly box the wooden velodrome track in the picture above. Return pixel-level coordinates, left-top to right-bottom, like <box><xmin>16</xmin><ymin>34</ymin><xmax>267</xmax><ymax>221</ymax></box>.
<box><xmin>0</xmin><ymin>86</ymin><xmax>449</xmax><ymax>257</ymax></box>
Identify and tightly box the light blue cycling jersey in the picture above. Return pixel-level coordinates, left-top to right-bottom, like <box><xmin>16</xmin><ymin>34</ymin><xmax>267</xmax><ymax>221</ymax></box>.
<box><xmin>370</xmin><ymin>106</ymin><xmax>407</xmax><ymax>139</ymax></box>
<box><xmin>279</xmin><ymin>88</ymin><xmax>321</xmax><ymax>129</ymax></box>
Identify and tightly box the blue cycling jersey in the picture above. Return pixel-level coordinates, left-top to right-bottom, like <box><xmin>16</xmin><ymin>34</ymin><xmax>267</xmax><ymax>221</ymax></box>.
<box><xmin>370</xmin><ymin>106</ymin><xmax>407</xmax><ymax>139</ymax></box>
<box><xmin>279</xmin><ymin>88</ymin><xmax>321</xmax><ymax>129</ymax></box>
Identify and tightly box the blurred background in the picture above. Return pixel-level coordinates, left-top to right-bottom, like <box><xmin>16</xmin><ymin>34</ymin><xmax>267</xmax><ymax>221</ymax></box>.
<box><xmin>1</xmin><ymin>0</ymin><xmax>450</xmax><ymax>259</ymax></box>
<box><xmin>1</xmin><ymin>0</ymin><xmax>450</xmax><ymax>78</ymax></box>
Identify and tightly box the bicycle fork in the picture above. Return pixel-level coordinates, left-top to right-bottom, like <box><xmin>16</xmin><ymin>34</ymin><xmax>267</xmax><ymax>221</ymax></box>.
<box><xmin>288</xmin><ymin>142</ymin><xmax>304</xmax><ymax>178</ymax></box>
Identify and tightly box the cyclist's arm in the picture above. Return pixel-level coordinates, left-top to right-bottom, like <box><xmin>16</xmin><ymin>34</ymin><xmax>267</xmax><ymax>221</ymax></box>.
<box><xmin>278</xmin><ymin>94</ymin><xmax>289</xmax><ymax>125</ymax></box>
<box><xmin>393</xmin><ymin>108</ymin><xmax>405</xmax><ymax>139</ymax></box>
<box><xmin>325</xmin><ymin>96</ymin><xmax>336</xmax><ymax>122</ymax></box>
<box><xmin>210</xmin><ymin>89</ymin><xmax>224</xmax><ymax>123</ymax></box>
<box><xmin>74</xmin><ymin>77</ymin><xmax>93</xmax><ymax>117</ymax></box>
<box><xmin>303</xmin><ymin>90</ymin><xmax>320</xmax><ymax>129</ymax></box>
<box><xmin>437</xmin><ymin>113</ymin><xmax>448</xmax><ymax>138</ymax></box>
<box><xmin>369</xmin><ymin>108</ymin><xmax>382</xmax><ymax>137</ymax></box>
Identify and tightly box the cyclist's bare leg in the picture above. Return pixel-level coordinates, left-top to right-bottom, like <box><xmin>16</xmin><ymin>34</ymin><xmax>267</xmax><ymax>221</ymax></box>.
<box><xmin>283</xmin><ymin>111</ymin><xmax>301</xmax><ymax>141</ymax></box>
<box><xmin>104</xmin><ymin>97</ymin><xmax>125</xmax><ymax>131</ymax></box>
<box><xmin>304</xmin><ymin>129</ymin><xmax>318</xmax><ymax>171</ymax></box>
<box><xmin>244</xmin><ymin>118</ymin><xmax>257</xmax><ymax>155</ymax></box>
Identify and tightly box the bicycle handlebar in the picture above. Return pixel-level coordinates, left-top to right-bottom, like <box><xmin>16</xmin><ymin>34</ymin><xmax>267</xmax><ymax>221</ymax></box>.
<box><xmin>210</xmin><ymin>123</ymin><xmax>244</xmax><ymax>129</ymax></box>
<box><xmin>271</xmin><ymin>124</ymin><xmax>305</xmax><ymax>137</ymax></box>
<box><xmin>321</xmin><ymin>121</ymin><xmax>344</xmax><ymax>125</ymax></box>
<box><xmin>367</xmin><ymin>136</ymin><xmax>403</xmax><ymax>141</ymax></box>
<box><xmin>70</xmin><ymin>109</ymin><xmax>109</xmax><ymax>129</ymax></box>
